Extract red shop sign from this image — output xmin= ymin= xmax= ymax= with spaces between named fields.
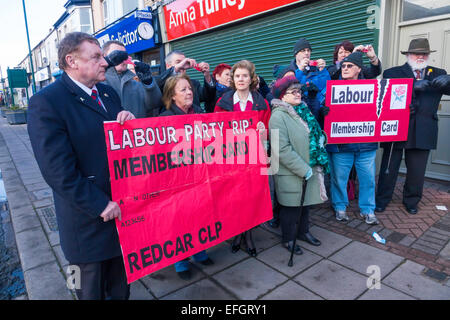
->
xmin=324 ymin=79 xmax=413 ymax=144
xmin=163 ymin=0 xmax=302 ymax=41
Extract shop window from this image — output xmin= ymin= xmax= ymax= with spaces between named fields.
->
xmin=402 ymin=0 xmax=450 ymax=21
xmin=80 ymin=8 xmax=92 ymax=34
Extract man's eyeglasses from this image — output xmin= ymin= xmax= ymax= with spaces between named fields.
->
xmin=341 ymin=63 xmax=355 ymax=69
xmin=285 ymin=90 xmax=301 ymax=96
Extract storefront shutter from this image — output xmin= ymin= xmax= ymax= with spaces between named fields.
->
xmin=171 ymin=0 xmax=377 ymax=83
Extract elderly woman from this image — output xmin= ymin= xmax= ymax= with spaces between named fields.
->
xmin=269 ymin=76 xmax=329 ymax=254
xmin=327 ymin=40 xmax=381 ymax=80
xmin=215 ymin=60 xmax=271 ymax=257
xmin=160 ymin=74 xmax=214 ymax=280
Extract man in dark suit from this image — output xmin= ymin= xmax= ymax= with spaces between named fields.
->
xmin=156 ymin=50 xmax=216 ymax=113
xmin=27 ymin=32 xmax=135 ymax=299
xmin=376 ymin=38 xmax=450 ymax=214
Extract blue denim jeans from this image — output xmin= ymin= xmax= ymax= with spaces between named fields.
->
xmin=174 ymin=250 xmax=209 ymax=272
xmin=329 ymin=150 xmax=376 ymax=215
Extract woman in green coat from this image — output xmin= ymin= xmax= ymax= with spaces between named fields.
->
xmin=269 ymin=76 xmax=329 ymax=255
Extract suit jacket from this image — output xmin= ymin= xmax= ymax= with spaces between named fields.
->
xmin=27 ymin=72 xmax=124 ymax=264
xmin=380 ymin=63 xmax=449 ymax=150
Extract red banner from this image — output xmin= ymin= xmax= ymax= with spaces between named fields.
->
xmin=104 ymin=111 xmax=272 ymax=283
xmin=163 ymin=0 xmax=302 ymax=41
xmin=324 ymin=79 xmax=413 ymax=144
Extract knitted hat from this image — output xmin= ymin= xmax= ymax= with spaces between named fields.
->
xmin=271 ymin=76 xmax=301 ymax=100
xmin=272 ymin=64 xmax=296 ymax=79
xmin=293 ymin=38 xmax=312 ymax=56
xmin=342 ymin=51 xmax=364 ymax=68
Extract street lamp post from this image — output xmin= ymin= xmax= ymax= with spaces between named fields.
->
xmin=22 ymin=0 xmax=37 ymax=95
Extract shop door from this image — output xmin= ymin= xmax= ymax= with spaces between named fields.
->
xmin=397 ymin=18 xmax=450 ymax=181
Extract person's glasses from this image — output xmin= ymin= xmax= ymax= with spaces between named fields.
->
xmin=341 ymin=63 xmax=355 ymax=69
xmin=286 ymin=90 xmax=301 ymax=96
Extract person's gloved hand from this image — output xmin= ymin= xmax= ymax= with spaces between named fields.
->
xmin=319 ymin=106 xmax=330 ymax=117
xmin=104 ymin=50 xmax=129 ymax=68
xmin=302 ymin=82 xmax=319 ymax=96
xmin=431 ymin=74 xmax=450 ymax=91
xmin=134 ymin=61 xmax=153 ymax=85
xmin=413 ymin=79 xmax=431 ymax=92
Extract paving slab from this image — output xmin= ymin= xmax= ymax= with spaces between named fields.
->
xmin=162 ymin=278 xmax=235 ymax=300
xmin=257 ymin=242 xmax=323 ymax=277
xmin=129 ymin=280 xmax=155 ymax=300
xmin=14 ymin=227 xmax=56 ymax=272
xmin=140 ymin=264 xmax=206 ymax=298
xmin=212 ymin=258 xmax=287 ymax=300
xmin=10 ymin=212 xmax=41 ymax=234
xmin=383 ymin=260 xmax=450 ymax=300
xmin=260 ymin=280 xmax=323 ymax=300
xmin=191 ymin=242 xmax=248 ymax=275
xmin=297 ymin=226 xmax=352 ymax=258
xmin=252 ymin=226 xmax=281 ymax=253
xmin=23 ymin=262 xmax=73 ymax=300
xmin=294 ymin=260 xmax=369 ymax=300
xmin=329 ymin=241 xmax=404 ymax=278
xmin=53 ymin=244 xmax=69 ymax=269
xmin=439 ymin=241 xmax=450 ymax=260
xmin=358 ymin=285 xmax=416 ymax=300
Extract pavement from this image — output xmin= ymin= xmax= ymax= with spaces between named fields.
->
xmin=0 ymin=116 xmax=449 ymax=300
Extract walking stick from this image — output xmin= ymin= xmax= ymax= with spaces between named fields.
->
xmin=288 ymin=178 xmax=308 ymax=267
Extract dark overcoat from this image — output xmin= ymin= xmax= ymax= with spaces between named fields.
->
xmin=380 ymin=63 xmax=450 ymax=150
xmin=27 ymin=72 xmax=123 ymax=264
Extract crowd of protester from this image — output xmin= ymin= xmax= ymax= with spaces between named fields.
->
xmin=27 ymin=31 xmax=450 ymax=299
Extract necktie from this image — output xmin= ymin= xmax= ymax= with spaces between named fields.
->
xmin=90 ymin=89 xmax=103 ymax=109
xmin=415 ymin=70 xmax=422 ymax=80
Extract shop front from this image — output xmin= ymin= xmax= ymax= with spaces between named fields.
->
xmin=162 ymin=0 xmax=379 ymax=83
xmin=95 ymin=8 xmax=163 ymax=75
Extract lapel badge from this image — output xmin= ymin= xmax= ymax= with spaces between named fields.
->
xmin=80 ymin=97 xmax=85 ymax=102
xmin=104 ymin=93 xmax=109 ymax=98
xmin=427 ymin=68 xmax=433 ymax=76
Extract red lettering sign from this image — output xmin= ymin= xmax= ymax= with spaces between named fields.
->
xmin=163 ymin=0 xmax=302 ymax=41
xmin=324 ymin=79 xmax=413 ymax=144
xmin=104 ymin=111 xmax=272 ymax=283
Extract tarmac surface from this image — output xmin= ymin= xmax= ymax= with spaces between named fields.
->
xmin=0 ymin=116 xmax=449 ymax=300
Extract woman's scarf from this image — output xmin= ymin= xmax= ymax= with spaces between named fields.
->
xmin=292 ymin=102 xmax=330 ymax=174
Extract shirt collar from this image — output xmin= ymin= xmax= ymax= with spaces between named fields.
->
xmin=67 ymin=74 xmax=98 ymax=96
xmin=233 ymin=91 xmax=253 ymax=105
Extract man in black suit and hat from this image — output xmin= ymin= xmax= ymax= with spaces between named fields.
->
xmin=375 ymin=38 xmax=450 ymax=214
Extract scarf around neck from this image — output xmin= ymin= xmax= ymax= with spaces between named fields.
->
xmin=292 ymin=102 xmax=329 ymax=174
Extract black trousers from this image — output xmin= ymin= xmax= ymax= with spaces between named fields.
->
xmin=280 ymin=205 xmax=310 ymax=243
xmin=72 ymin=256 xmax=130 ymax=300
xmin=376 ymin=147 xmax=430 ymax=209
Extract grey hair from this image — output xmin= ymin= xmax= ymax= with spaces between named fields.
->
xmin=165 ymin=50 xmax=185 ymax=65
xmin=58 ymin=32 xmax=100 ymax=70
xmin=102 ymin=40 xmax=125 ymax=54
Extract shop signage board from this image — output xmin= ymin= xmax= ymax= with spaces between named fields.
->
xmin=163 ymin=0 xmax=302 ymax=41
xmin=324 ymin=79 xmax=413 ymax=144
xmin=96 ymin=10 xmax=156 ymax=54
xmin=104 ymin=111 xmax=272 ymax=283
